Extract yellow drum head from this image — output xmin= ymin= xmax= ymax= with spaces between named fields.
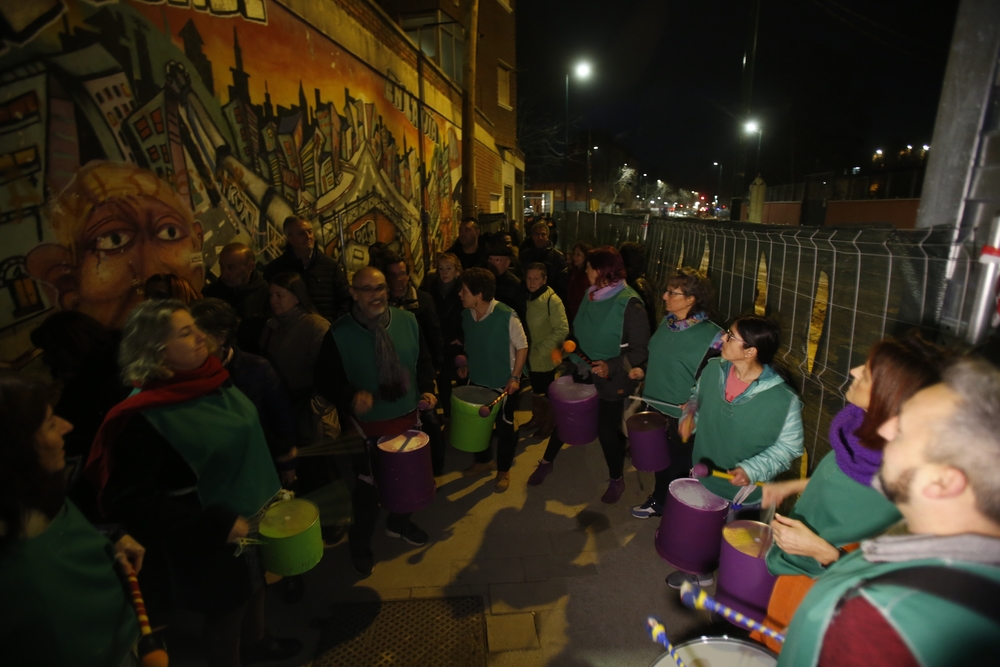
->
xmin=260 ymin=498 xmax=319 ymax=538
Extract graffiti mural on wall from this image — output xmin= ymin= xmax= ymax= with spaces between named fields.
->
xmin=0 ymin=0 xmax=462 ymax=361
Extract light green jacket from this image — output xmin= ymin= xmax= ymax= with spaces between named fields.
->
xmin=526 ymin=286 xmax=569 ymax=373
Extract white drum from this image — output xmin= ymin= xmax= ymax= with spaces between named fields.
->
xmin=649 ymin=636 xmax=777 ymax=667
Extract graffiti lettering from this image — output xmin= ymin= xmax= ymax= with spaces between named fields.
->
xmin=384 ymin=74 xmax=439 ymax=144
xmin=141 ymin=0 xmax=267 ymax=24
xmin=220 ymin=171 xmax=261 ymax=231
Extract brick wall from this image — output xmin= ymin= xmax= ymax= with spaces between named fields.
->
xmin=475 ymin=141 xmax=502 ymax=212
xmin=476 ymin=0 xmax=516 ymax=149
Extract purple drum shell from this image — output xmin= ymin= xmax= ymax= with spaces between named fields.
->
xmin=549 ymin=376 xmax=599 ymax=445
xmin=655 ymin=478 xmax=729 ymax=574
xmin=627 ymin=411 xmax=671 ymax=472
xmin=375 ymin=430 xmax=436 ymax=513
xmin=715 ymin=520 xmax=778 ymax=624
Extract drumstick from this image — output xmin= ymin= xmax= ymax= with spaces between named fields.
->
xmin=679 ymin=582 xmax=786 ymax=644
xmin=123 ymin=565 xmax=170 ymax=667
xmin=645 ymin=617 xmax=688 ymax=667
xmin=562 ymin=339 xmax=597 ymax=366
xmin=629 ymin=396 xmax=681 ymax=409
xmin=478 ymin=392 xmax=505 ymax=417
xmin=691 ymin=462 xmax=764 ymax=487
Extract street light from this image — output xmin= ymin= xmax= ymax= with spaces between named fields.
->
xmin=564 ymin=60 xmax=592 ymax=213
xmin=745 ymin=121 xmax=762 ymax=175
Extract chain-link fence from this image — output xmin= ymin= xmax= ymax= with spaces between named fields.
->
xmin=556 ymin=211 xmax=979 ymax=471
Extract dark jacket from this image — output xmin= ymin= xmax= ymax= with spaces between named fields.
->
xmin=494 ymin=269 xmax=527 ymax=323
xmin=263 ymin=246 xmax=350 ymax=323
xmin=226 ymin=348 xmax=296 ymax=459
xmin=445 ymin=239 xmax=490 ymax=270
xmin=420 ymin=273 xmax=464 ymax=368
xmin=628 ymin=275 xmax=660 ymax=336
xmin=566 ymin=267 xmax=590 ymax=327
xmin=202 ymin=271 xmax=270 ymax=355
xmin=390 ymin=285 xmax=444 ymax=370
xmin=520 ymin=243 xmax=568 ymax=300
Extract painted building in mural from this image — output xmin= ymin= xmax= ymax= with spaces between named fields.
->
xmin=0 ymin=0 xmax=521 ymax=365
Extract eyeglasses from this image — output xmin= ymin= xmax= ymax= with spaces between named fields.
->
xmin=724 ymin=328 xmax=745 ymax=345
xmin=665 ymin=289 xmax=686 ymax=298
xmin=357 ymin=284 xmax=388 ymax=295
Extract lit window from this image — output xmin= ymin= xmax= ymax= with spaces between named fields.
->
xmin=134 ymin=117 xmax=152 ymax=140
xmin=497 ymin=65 xmax=511 ymax=109
xmin=151 ymin=109 xmax=164 ymax=133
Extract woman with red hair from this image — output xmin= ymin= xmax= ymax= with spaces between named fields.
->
xmin=526 ymin=246 xmax=651 ymax=503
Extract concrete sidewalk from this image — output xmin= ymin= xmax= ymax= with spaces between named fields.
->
xmin=166 ymin=401 xmax=730 ymax=666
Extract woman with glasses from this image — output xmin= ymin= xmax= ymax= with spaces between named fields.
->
xmin=667 ymin=314 xmax=804 ymax=589
xmin=752 ymin=334 xmax=941 ymax=652
xmin=628 ymin=268 xmax=723 ymax=520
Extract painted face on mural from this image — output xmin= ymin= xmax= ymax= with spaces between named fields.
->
xmin=26 ymin=162 xmax=205 ymax=330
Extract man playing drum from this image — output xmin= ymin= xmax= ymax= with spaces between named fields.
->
xmin=316 ymin=267 xmax=438 ymax=577
xmin=456 ymin=268 xmax=529 ymax=492
xmin=778 ymin=358 xmax=1000 ymax=666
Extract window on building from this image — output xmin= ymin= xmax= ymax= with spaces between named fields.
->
xmin=0 ymin=91 xmax=40 ymax=131
xmin=497 ymin=64 xmax=511 ymax=109
xmin=401 ymin=11 xmax=465 ymax=84
xmin=134 ymin=117 xmax=152 ymax=140
xmin=151 ymin=109 xmax=164 ymax=134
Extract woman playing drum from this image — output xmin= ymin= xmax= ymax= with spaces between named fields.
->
xmin=527 ymin=246 xmax=651 ymax=504
xmin=753 ymin=335 xmax=942 ymax=651
xmin=670 ymin=315 xmax=803 ymax=588
xmin=87 ymin=300 xmax=298 ymax=667
xmin=629 ymin=268 xmax=723 ymax=519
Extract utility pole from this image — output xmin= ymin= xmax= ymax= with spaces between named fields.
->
xmin=730 ymin=0 xmax=760 ymax=221
xmin=461 ymin=0 xmax=479 ymax=217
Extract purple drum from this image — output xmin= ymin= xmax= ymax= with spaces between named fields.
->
xmin=627 ymin=411 xmax=671 ymax=472
xmin=549 ymin=376 xmax=599 ymax=445
xmin=715 ymin=520 xmax=778 ymax=624
xmin=375 ymin=430 xmax=435 ymax=513
xmin=655 ymin=478 xmax=729 ymax=574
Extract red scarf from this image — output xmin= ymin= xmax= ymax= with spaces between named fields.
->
xmin=85 ymin=355 xmax=230 ymax=499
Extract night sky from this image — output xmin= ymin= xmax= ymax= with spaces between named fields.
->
xmin=515 ymin=0 xmax=960 ymax=196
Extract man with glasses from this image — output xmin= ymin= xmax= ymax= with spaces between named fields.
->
xmin=315 ymin=267 xmax=438 ymax=576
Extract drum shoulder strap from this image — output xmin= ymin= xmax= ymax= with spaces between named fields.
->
xmin=847 ymin=565 xmax=1000 ymax=625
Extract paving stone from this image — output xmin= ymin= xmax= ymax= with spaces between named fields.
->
xmin=489 ymin=580 xmax=569 ymax=613
xmin=487 ymin=612 xmax=540 ymax=651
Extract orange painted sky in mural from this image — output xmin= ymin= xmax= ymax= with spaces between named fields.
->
xmin=129 ymin=2 xmax=447 ymax=153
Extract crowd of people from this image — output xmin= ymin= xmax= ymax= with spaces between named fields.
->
xmin=2 ymin=211 xmax=999 ymax=667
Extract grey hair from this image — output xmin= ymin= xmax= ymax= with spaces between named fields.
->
xmin=119 ymin=299 xmax=189 ymax=385
xmin=930 ymin=357 xmax=1000 ymax=525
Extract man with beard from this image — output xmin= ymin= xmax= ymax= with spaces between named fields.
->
xmin=315 ymin=267 xmax=437 ymax=577
xmin=778 ymin=358 xmax=1000 ymax=667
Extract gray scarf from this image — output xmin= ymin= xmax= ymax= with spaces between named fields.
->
xmin=351 ymin=303 xmax=408 ymax=401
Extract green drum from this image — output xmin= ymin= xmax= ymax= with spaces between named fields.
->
xmin=257 ymin=498 xmax=323 ymax=576
xmin=450 ymin=385 xmax=501 ymax=452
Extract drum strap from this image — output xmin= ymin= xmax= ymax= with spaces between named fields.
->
xmin=847 ymin=566 xmax=1000 ymax=624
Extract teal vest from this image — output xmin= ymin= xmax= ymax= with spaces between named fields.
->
xmin=643 ymin=320 xmax=721 ymax=418
xmin=144 ymin=385 xmax=280 ymax=518
xmin=692 ymin=359 xmax=795 ymax=502
xmin=779 ymin=549 xmax=1000 ymax=667
xmin=572 ymin=285 xmax=641 ymax=362
xmin=331 ymin=309 xmax=421 ymax=422
xmin=463 ymin=303 xmax=515 ymax=389
xmin=0 ymin=501 xmax=139 ymax=666
xmin=767 ymin=454 xmax=902 ymax=577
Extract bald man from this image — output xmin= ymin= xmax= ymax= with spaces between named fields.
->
xmin=203 ymin=243 xmax=269 ymax=353
xmin=315 ymin=267 xmax=438 ymax=577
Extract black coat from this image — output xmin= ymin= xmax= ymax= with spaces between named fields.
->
xmin=445 ymin=239 xmax=489 ymax=270
xmin=390 ymin=286 xmax=444 ymax=370
xmin=421 ymin=273 xmax=464 ymax=364
xmin=263 ymin=246 xmax=350 ymax=323
xmin=202 ymin=271 xmax=270 ymax=354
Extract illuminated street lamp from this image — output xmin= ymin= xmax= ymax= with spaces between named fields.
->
xmin=564 ymin=60 xmax=592 ymax=213
xmin=745 ymin=121 xmax=763 ymax=175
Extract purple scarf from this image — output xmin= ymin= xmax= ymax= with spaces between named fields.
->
xmin=829 ymin=403 xmax=883 ymax=486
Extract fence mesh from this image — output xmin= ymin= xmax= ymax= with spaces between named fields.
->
xmin=556 ymin=211 xmax=978 ymax=471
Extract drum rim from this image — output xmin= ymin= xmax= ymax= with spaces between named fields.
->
xmin=260 ymin=497 xmax=319 ymax=533
xmin=668 ymin=477 xmax=731 ymax=511
xmin=452 ymin=385 xmax=501 ymax=401
xmin=675 ymin=634 xmax=778 ymax=658
xmin=627 ymin=410 xmax=668 ymax=427
xmin=722 ymin=519 xmax=773 ymax=557
xmin=376 ymin=429 xmax=431 ymax=451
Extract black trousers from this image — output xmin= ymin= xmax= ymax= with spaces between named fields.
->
xmin=472 ymin=391 xmax=519 ymax=472
xmin=543 ymin=397 xmax=626 ymax=479
xmin=648 ymin=411 xmax=694 ymax=505
xmin=529 ymin=370 xmax=556 ymax=396
xmin=348 ymin=442 xmax=413 ymax=556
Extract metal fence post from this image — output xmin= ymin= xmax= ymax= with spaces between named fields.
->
xmin=965 ymin=214 xmax=1000 ymax=344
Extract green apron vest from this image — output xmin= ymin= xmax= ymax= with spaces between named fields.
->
xmin=778 ymin=549 xmax=1000 ymax=667
xmin=767 ymin=454 xmax=902 ymax=577
xmin=0 ymin=501 xmax=139 ymax=667
xmin=331 ymin=309 xmax=421 ymax=422
xmin=463 ymin=303 xmax=515 ymax=389
xmin=693 ymin=360 xmax=795 ymax=502
xmin=571 ymin=285 xmax=641 ymax=362
xmin=143 ymin=385 xmax=280 ymax=518
xmin=643 ymin=320 xmax=721 ymax=418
